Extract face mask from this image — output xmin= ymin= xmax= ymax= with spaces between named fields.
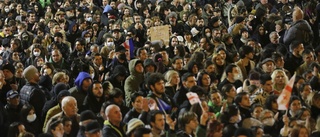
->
xmin=263 ymin=118 xmax=275 ymax=126
xmin=90 ymin=73 xmax=94 ymax=79
xmin=85 ymin=38 xmax=90 ymax=43
xmin=233 ymin=73 xmax=241 ymax=80
xmin=86 ymin=17 xmax=92 ymax=22
xmin=206 ymin=33 xmax=211 ymax=37
xmin=27 ymin=114 xmax=37 ymax=122
xmin=107 ymin=42 xmax=114 ymax=47
xmin=5 ymin=8 xmax=9 ymax=13
xmin=33 ymin=51 xmax=40 ymax=57
xmin=45 ymin=68 xmax=52 ymax=75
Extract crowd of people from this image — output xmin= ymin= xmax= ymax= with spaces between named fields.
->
xmin=1 ymin=0 xmax=320 ymax=136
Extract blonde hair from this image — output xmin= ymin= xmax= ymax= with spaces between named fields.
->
xmin=164 ymin=70 xmax=179 ymax=85
xmin=52 ymin=72 xmax=66 ymax=85
xmin=271 ymin=69 xmax=288 ymax=89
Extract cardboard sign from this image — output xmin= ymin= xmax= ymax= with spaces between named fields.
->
xmin=150 ymin=25 xmax=170 ymax=45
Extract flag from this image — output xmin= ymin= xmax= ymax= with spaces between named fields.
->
xmin=186 ymin=92 xmax=200 ymax=105
xmin=277 ymin=74 xmax=296 ymax=110
xmin=156 ymin=98 xmax=171 ymax=111
xmin=123 ymin=38 xmax=135 ymax=60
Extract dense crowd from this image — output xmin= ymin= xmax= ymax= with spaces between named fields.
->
xmin=1 ymin=0 xmax=320 ymax=137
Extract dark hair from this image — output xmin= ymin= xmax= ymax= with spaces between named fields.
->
xmin=178 ymin=111 xmax=198 ymax=129
xmin=221 ymin=84 xmax=234 ymax=99
xmin=181 ymin=72 xmax=194 ymax=82
xmin=220 ymin=105 xmax=239 ymax=124
xmin=172 ymin=56 xmax=183 ymax=64
xmin=130 ymin=92 xmax=144 ymax=104
xmin=271 ymin=52 xmax=284 ymax=63
xmin=299 ymin=83 xmax=310 ymax=93
xmin=49 ymin=118 xmax=62 ymax=132
xmin=147 ymin=110 xmax=164 ymax=125
xmin=197 ymin=71 xmax=210 ymax=87
xmin=234 ymin=92 xmax=249 ymax=106
xmin=264 ymin=95 xmax=278 ymax=110
xmin=74 ymin=38 xmax=86 ymax=47
xmin=260 ymin=74 xmax=272 ymax=85
xmin=206 ymin=120 xmax=223 ymax=137
xmin=250 ymin=103 xmax=263 ymax=113
xmin=204 ymin=60 xmax=214 ymax=69
xmin=136 ymin=47 xmax=147 ymax=57
xmin=109 ymin=88 xmax=123 ymax=98
xmin=302 ymin=49 xmax=313 ymax=57
xmin=295 ymin=107 xmax=311 ymax=120
xmin=239 ymin=46 xmax=254 ymax=59
xmin=289 ymin=95 xmax=301 ymax=109
xmin=174 ymin=45 xmax=186 ymax=58
xmin=133 ymin=127 xmax=152 ymax=137
xmin=8 ymin=122 xmax=24 ymax=137
xmin=20 ymin=104 xmax=35 ymax=123
xmin=225 ymin=64 xmax=237 ymax=76
xmin=147 ymin=73 xmax=165 ymax=90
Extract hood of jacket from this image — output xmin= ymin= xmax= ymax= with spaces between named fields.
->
xmin=75 ymin=72 xmax=92 ymax=89
xmin=129 ymin=59 xmax=144 ymax=76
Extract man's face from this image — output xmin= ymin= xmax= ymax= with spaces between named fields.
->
xmin=8 ymin=96 xmax=20 ymax=106
xmin=139 ymin=50 xmax=147 ymax=61
xmin=112 ymin=31 xmax=121 ymax=39
xmin=3 ymin=69 xmax=13 ymax=80
xmin=3 ymin=27 xmax=11 ymax=35
xmin=151 ymin=80 xmax=165 ymax=95
xmin=144 ymin=19 xmax=152 ymax=28
xmin=52 ymin=51 xmax=62 ymax=62
xmin=173 ymin=59 xmax=183 ymax=70
xmin=171 ymin=38 xmax=178 ymax=47
xmin=210 ymin=92 xmax=222 ymax=106
xmin=196 ymin=19 xmax=204 ymax=27
xmin=262 ymin=62 xmax=275 ymax=73
xmin=134 ymin=15 xmax=141 ymax=23
xmin=169 ymin=17 xmax=177 ymax=25
xmin=252 ymin=106 xmax=263 ymax=119
xmin=92 ymin=83 xmax=103 ymax=98
xmin=28 ymin=13 xmax=36 ymax=23
xmin=159 ymin=51 xmax=168 ymax=61
xmin=63 ymin=98 xmax=78 ymax=117
xmin=303 ymin=53 xmax=314 ymax=65
xmin=152 ymin=114 xmax=165 ymax=131
xmin=239 ymin=94 xmax=251 ymax=108
xmin=82 ymin=79 xmax=92 ymax=91
xmin=270 ymin=33 xmax=280 ymax=44
xmin=262 ymin=80 xmax=273 ymax=93
xmin=93 ymin=55 xmax=103 ymax=66
xmin=135 ymin=63 xmax=144 ymax=73
xmin=75 ymin=41 xmax=83 ymax=51
xmin=107 ymin=106 xmax=122 ymax=123
xmin=183 ymin=76 xmax=197 ymax=89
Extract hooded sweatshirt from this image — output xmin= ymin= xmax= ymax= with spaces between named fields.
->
xmin=124 ymin=59 xmax=144 ymax=106
xmin=69 ymin=72 xmax=92 ymax=113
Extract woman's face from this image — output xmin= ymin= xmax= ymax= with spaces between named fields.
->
xmin=300 ymin=110 xmax=310 ymax=120
xmin=259 ymin=26 xmax=265 ymax=35
xmin=15 ymin=68 xmax=23 ymax=78
xmin=214 ymin=55 xmax=224 ymax=66
xmin=271 ymin=101 xmax=278 ymax=111
xmin=301 ymin=85 xmax=312 ymax=99
xmin=227 ymin=86 xmax=237 ymax=98
xmin=290 ymin=100 xmax=302 ymax=113
xmin=170 ymin=73 xmax=180 ymax=86
xmin=192 ymin=65 xmax=198 ymax=74
xmin=218 ymin=50 xmax=226 ymax=60
xmin=206 ymin=64 xmax=215 ymax=74
xmin=201 ymin=74 xmax=211 ymax=86
xmin=274 ymin=72 xmax=285 ymax=85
